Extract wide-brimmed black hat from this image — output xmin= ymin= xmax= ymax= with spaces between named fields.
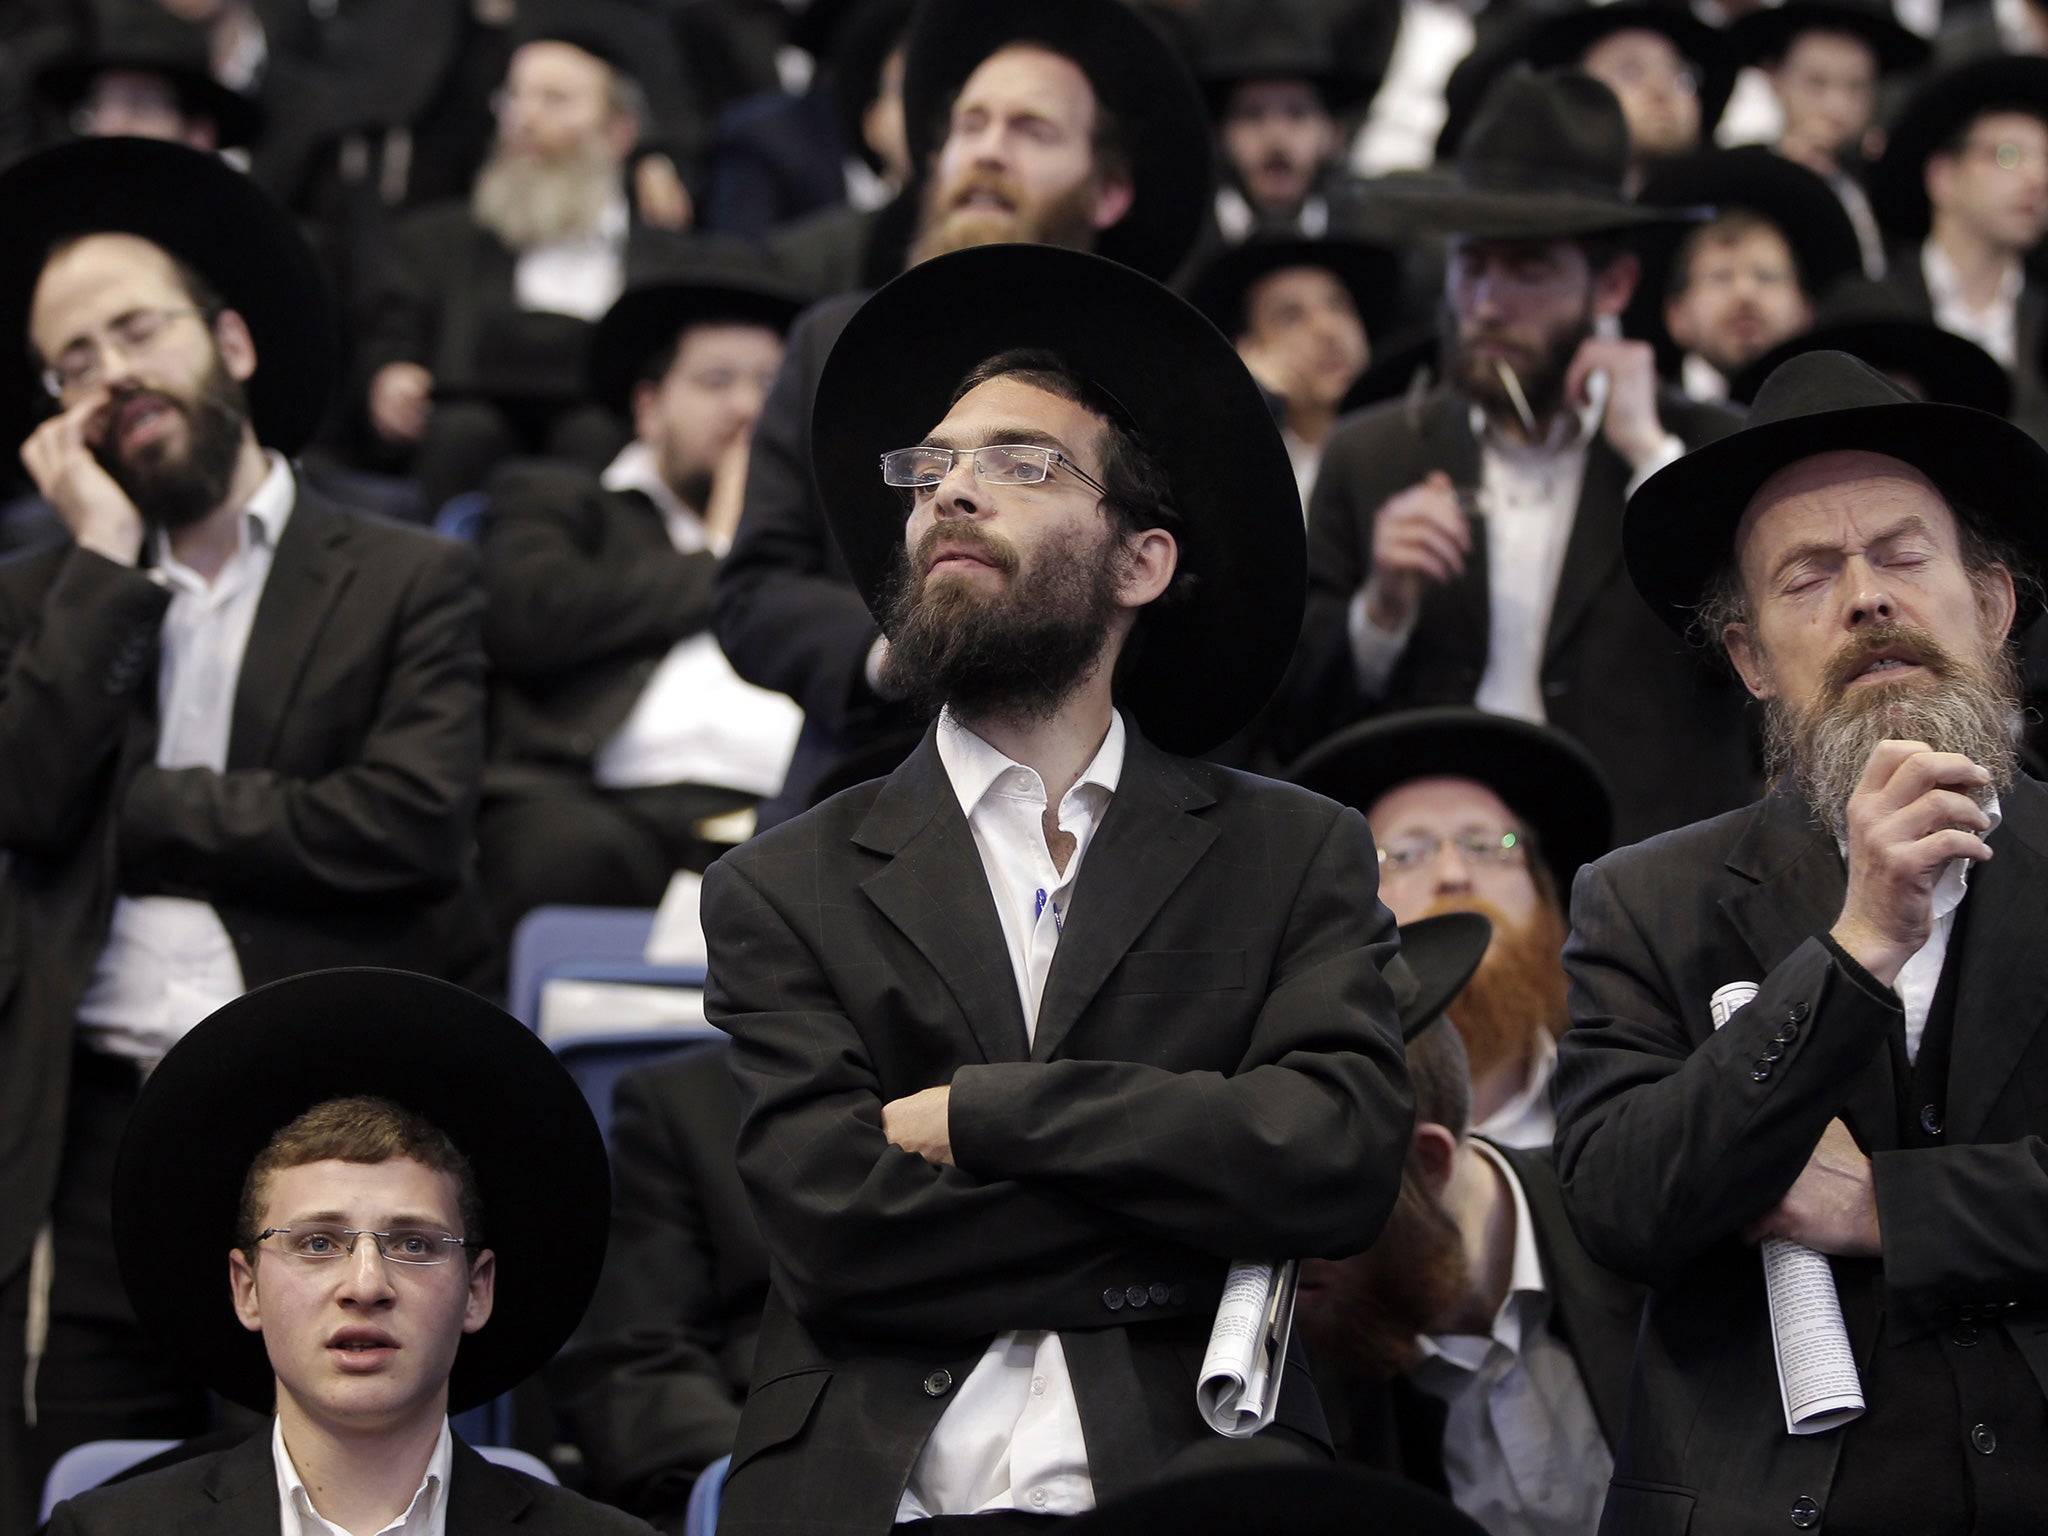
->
xmin=1288 ymin=706 xmax=1616 ymax=893
xmin=1627 ymin=348 xmax=2048 ymax=634
xmin=1376 ymin=67 xmax=1706 ymax=241
xmin=1386 ymin=911 xmax=1494 ymax=1042
xmin=589 ymin=263 xmax=808 ymax=416
xmin=1726 ymin=0 xmax=1929 ymax=73
xmin=1871 ymin=54 xmax=2048 ymax=242
xmin=512 ymin=0 xmax=693 ymax=136
xmin=0 ymin=137 xmax=337 ymax=455
xmin=1728 ymin=275 xmax=2011 ymax=414
xmin=1183 ymin=236 xmax=1405 ymax=349
xmin=1196 ymin=3 xmax=1377 ymax=117
xmin=812 ymin=243 xmax=1303 ymax=757
xmin=112 ymin=968 xmax=610 ymax=1414
xmin=35 ymin=6 xmax=264 ymax=149
xmin=900 ymin=0 xmax=1213 ymax=281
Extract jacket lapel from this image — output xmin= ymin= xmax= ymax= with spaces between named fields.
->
xmin=228 ymin=483 xmax=357 ymax=768
xmin=1543 ymin=441 xmax=1626 ymax=662
xmin=1945 ymin=776 xmax=2048 ymax=1142
xmin=1029 ymin=733 xmax=1219 ymax=1064
xmin=854 ymin=733 xmax=1031 ymax=1065
xmin=445 ymin=1438 xmax=535 ymax=1532
xmin=186 ymin=1429 xmax=285 ymax=1535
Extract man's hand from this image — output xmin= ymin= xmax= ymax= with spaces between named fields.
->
xmin=1362 ymin=470 xmax=1471 ymax=633
xmin=369 ymin=362 xmax=434 ymax=444
xmin=1745 ymin=1118 xmax=1882 ymax=1257
xmin=20 ymin=386 xmax=144 ymax=565
xmin=881 ymin=1085 xmax=953 ymax=1166
xmin=1564 ymin=334 xmax=1666 ymax=470
xmin=1831 ymin=739 xmax=1994 ymax=987
xmin=1237 ymin=335 xmax=1312 ymax=410
xmin=703 ymin=436 xmax=751 ymax=551
xmin=633 ymin=154 xmax=694 ymax=231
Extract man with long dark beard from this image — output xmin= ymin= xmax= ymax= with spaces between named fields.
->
xmin=1556 ymin=348 xmax=2048 ymax=1535
xmin=699 ymin=242 xmax=1412 ymax=1534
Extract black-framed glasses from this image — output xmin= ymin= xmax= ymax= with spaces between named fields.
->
xmin=1377 ymin=830 xmax=1524 ymax=875
xmin=40 ymin=306 xmax=210 ymax=402
xmin=879 ymin=443 xmax=1109 ymax=498
xmin=253 ymin=1225 xmax=480 ymax=1267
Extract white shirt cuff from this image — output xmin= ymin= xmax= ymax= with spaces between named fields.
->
xmin=1624 ymin=432 xmax=1687 ymax=499
xmin=1347 ymin=588 xmax=1415 ymax=698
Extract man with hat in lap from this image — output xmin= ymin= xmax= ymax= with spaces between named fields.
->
xmin=700 ymin=242 xmax=1413 ymax=1532
xmin=1300 ymin=67 xmax=1754 ymax=850
xmin=45 ymin=967 xmax=655 ymax=1534
xmin=1555 ymin=347 xmax=2048 ymax=1532
xmin=0 ymin=139 xmax=489 ymax=1527
xmin=474 ymin=260 xmax=808 ymax=946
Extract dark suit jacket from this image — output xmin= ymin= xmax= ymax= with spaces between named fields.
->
xmin=700 ymin=725 xmax=1416 ymax=1534
xmin=45 ymin=1426 xmax=659 ymax=1533
xmin=551 ymin=1043 xmax=765 ymax=1531
xmin=0 ymin=483 xmax=489 ymax=1283
xmin=478 ymin=460 xmax=719 ymax=794
xmin=1554 ymin=776 xmax=2048 ymax=1536
xmin=1297 ymin=386 xmax=1756 ymax=845
xmin=1870 ymin=251 xmax=2048 ymax=446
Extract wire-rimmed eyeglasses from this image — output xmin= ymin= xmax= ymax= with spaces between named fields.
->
xmin=880 ymin=443 xmax=1109 ymax=499
xmin=40 ymin=305 xmax=211 ymax=402
xmin=252 ymin=1225 xmax=480 ymax=1267
xmin=1376 ymin=830 xmax=1524 ymax=876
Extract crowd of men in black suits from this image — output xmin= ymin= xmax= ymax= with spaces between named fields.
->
xmin=8 ymin=0 xmax=2048 ymax=1532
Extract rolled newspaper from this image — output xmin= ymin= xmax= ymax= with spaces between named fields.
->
xmin=1196 ymin=1259 xmax=1300 ymax=1437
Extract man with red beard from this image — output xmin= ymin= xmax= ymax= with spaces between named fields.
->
xmin=0 ymin=140 xmax=488 ymax=1528
xmin=1290 ymin=707 xmax=1616 ymax=1148
xmin=1556 ymin=348 xmax=2048 ymax=1533
xmin=1295 ymin=913 xmax=1643 ymax=1536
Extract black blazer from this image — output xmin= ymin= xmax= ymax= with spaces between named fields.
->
xmin=700 ymin=725 xmax=1416 ymax=1534
xmin=1554 ymin=776 xmax=2048 ymax=1536
xmin=45 ymin=1426 xmax=659 ymax=1533
xmin=1296 ymin=386 xmax=1756 ymax=845
xmin=0 ymin=483 xmax=489 ymax=1283
xmin=551 ymin=1044 xmax=766 ymax=1528
xmin=1870 ymin=251 xmax=2048 ymax=445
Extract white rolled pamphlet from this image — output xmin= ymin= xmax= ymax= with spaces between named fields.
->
xmin=1197 ymin=1259 xmax=1300 ymax=1437
xmin=1708 ymin=981 xmax=1866 ymax=1436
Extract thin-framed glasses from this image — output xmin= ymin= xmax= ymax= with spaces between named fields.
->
xmin=253 ymin=1225 xmax=480 ymax=1267
xmin=880 ymin=443 xmax=1109 ymax=498
xmin=41 ymin=306 xmax=209 ymax=402
xmin=1377 ymin=830 xmax=1524 ymax=875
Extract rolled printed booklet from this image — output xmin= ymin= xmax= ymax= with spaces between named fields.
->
xmin=1197 ymin=1259 xmax=1300 ymax=1438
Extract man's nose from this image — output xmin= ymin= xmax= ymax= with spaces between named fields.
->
xmin=337 ymin=1240 xmax=398 ymax=1301
xmin=1845 ymin=560 xmax=1896 ymax=625
xmin=931 ymin=454 xmax=984 ymax=516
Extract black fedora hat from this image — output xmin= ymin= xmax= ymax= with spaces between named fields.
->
xmin=1182 ymin=235 xmax=1406 ymax=351
xmin=0 ymin=137 xmax=337 ymax=455
xmin=1871 ymin=54 xmax=2048 ymax=242
xmin=35 ymin=6 xmax=264 ymax=149
xmin=588 ymin=263 xmax=808 ymax=417
xmin=1287 ymin=706 xmax=1617 ymax=894
xmin=1626 ymin=348 xmax=2048 ymax=634
xmin=1196 ymin=3 xmax=1377 ymax=117
xmin=1726 ymin=0 xmax=1929 ymax=74
xmin=812 ymin=243 xmax=1304 ymax=757
xmin=112 ymin=968 xmax=610 ymax=1414
xmin=1066 ymin=1464 xmax=1487 ymax=1536
xmin=1729 ymin=275 xmax=2011 ymax=415
xmin=1376 ymin=67 xmax=1705 ymax=241
xmin=1386 ymin=911 xmax=1495 ymax=1042
xmin=899 ymin=0 xmax=1214 ymax=281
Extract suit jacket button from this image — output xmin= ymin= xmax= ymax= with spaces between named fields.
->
xmin=1102 ymin=1288 xmax=1125 ymax=1311
xmin=1752 ymin=1061 xmax=1773 ymax=1082
xmin=1126 ymin=1284 xmax=1149 ymax=1309
xmin=1149 ymin=1282 xmax=1172 ymax=1307
xmin=1763 ymin=1043 xmax=1785 ymax=1062
xmin=1972 ymin=1423 xmax=1997 ymax=1455
xmin=1789 ymin=1002 xmax=1810 ymax=1023
xmin=923 ymin=1369 xmax=953 ymax=1397
xmin=1790 ymin=1496 xmax=1821 ymax=1528
xmin=1953 ymin=1323 xmax=1979 ymax=1347
xmin=1920 ymin=1104 xmax=1943 ymax=1136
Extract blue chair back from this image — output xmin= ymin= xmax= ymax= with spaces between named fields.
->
xmin=509 ymin=905 xmax=710 ymax=1031
xmin=685 ymin=1453 xmax=730 ymax=1536
xmin=553 ymin=1029 xmax=723 ymax=1146
xmin=476 ymin=1445 xmax=558 ymax=1484
xmin=41 ymin=1439 xmax=178 ymax=1520
xmin=433 ymin=490 xmax=490 ymax=543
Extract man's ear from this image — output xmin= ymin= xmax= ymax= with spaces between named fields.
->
xmin=1723 ymin=622 xmax=1774 ymax=700
xmin=1978 ymin=561 xmax=2018 ymax=645
xmin=214 ymin=308 xmax=258 ymax=386
xmin=230 ymin=1247 xmax=263 ymax=1334
xmin=1090 ymin=174 xmax=1135 ymax=232
xmin=462 ymin=1249 xmax=497 ymax=1335
xmin=1116 ymin=527 xmax=1177 ymax=610
xmin=1592 ymin=251 xmax=1641 ymax=318
xmin=1412 ymin=1122 xmax=1458 ymax=1201
xmin=629 ymin=377 xmax=661 ymax=444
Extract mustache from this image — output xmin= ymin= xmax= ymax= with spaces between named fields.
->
xmin=1816 ymin=621 xmax=1956 ymax=703
xmin=912 ymin=519 xmax=1019 ymax=577
xmin=944 ymin=171 xmax=1022 ymax=211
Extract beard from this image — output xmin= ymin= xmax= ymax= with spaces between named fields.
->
xmin=877 ymin=517 xmax=1124 ymax=728
xmin=1423 ymin=895 xmax=1572 ymax=1074
xmin=1763 ymin=618 xmax=2021 ymax=840
xmin=1298 ymin=1161 xmax=1470 ymax=1383
xmin=91 ymin=353 xmax=249 ymax=532
xmin=907 ymin=167 xmax=1104 ymax=267
xmin=1446 ymin=303 xmax=1596 ymax=428
xmin=471 ymin=135 xmax=620 ymax=251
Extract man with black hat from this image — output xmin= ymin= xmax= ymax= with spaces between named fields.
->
xmin=714 ymin=0 xmax=1215 ymax=818
xmin=1295 ymin=913 xmax=1642 ymax=1535
xmin=1556 ymin=347 xmax=2048 ymax=1532
xmin=474 ymin=263 xmax=806 ymax=944
xmin=1291 ymin=707 xmax=1615 ymax=1149
xmin=44 ymin=968 xmax=655 ymax=1534
xmin=0 ymin=139 xmax=489 ymax=1527
xmin=701 ymin=241 xmax=1412 ymax=1532
xmin=1301 ymin=68 xmax=1754 ymax=848
xmin=32 ymin=4 xmax=263 ymax=156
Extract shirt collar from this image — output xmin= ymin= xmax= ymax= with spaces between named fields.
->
xmin=1923 ymin=237 xmax=2024 ymax=314
xmin=1414 ymin=1138 xmax=1548 ymax=1372
xmin=150 ymin=450 xmax=296 ymax=574
xmin=1467 ymin=395 xmax=1596 ymax=458
xmin=1474 ymin=1031 xmax=1558 ymax=1141
xmin=274 ymin=1413 xmax=453 ymax=1536
xmin=602 ymin=440 xmax=701 ymax=533
xmin=934 ymin=707 xmax=1126 ymax=820
xmin=1681 ymin=352 xmax=1730 ymax=402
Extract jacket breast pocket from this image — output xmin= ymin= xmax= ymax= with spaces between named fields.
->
xmin=726 ymin=1368 xmax=829 ymax=1480
xmin=1102 ymin=949 xmax=1244 ymax=995
xmin=1599 ymin=1478 xmax=1696 ymax=1536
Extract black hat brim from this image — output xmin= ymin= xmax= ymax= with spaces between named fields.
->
xmin=1729 ymin=317 xmax=2012 ymax=415
xmin=113 ymin=968 xmax=610 ymax=1414
xmin=36 ymin=58 xmax=265 ymax=148
xmin=1356 ymin=177 xmax=1698 ymax=242
xmin=1726 ymin=1 xmax=1930 ymax=72
xmin=589 ymin=277 xmax=808 ymax=416
xmin=1389 ymin=911 xmax=1494 ymax=1041
xmin=900 ymin=0 xmax=1214 ymax=281
xmin=1182 ymin=237 xmax=1405 ymax=349
xmin=0 ymin=138 xmax=336 ymax=455
xmin=1872 ymin=55 xmax=2048 ymax=241
xmin=1287 ymin=706 xmax=1617 ymax=892
xmin=812 ymin=243 xmax=1304 ymax=757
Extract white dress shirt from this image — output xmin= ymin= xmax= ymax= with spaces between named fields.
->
xmin=893 ymin=709 xmax=1126 ymax=1520
xmin=588 ymin=443 xmax=804 ymax=796
xmin=274 ymin=1414 xmax=453 ymax=1536
xmin=513 ymin=192 xmax=628 ymax=320
xmin=1473 ymin=1031 xmax=1558 ymax=1150
xmin=1409 ymin=1140 xmax=1612 ymax=1536
xmin=75 ymin=453 xmax=295 ymax=1061
xmin=1680 ymin=352 xmax=1730 ymax=404
xmin=1923 ymin=238 xmax=2023 ymax=371
xmin=1351 ymin=0 xmax=1477 ymax=175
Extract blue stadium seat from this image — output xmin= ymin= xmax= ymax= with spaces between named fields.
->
xmin=506 ymin=905 xmax=706 ymax=1031
xmin=40 ymin=1439 xmax=177 ymax=1520
xmin=552 ymin=1030 xmax=723 ymax=1147
xmin=685 ymin=1453 xmax=730 ymax=1536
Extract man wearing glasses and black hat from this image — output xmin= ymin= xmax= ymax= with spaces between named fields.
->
xmin=701 ymin=242 xmax=1412 ymax=1533
xmin=1556 ymin=348 xmax=2048 ymax=1532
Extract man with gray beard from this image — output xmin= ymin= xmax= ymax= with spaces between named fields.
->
xmin=1555 ymin=347 xmax=2048 ymax=1536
